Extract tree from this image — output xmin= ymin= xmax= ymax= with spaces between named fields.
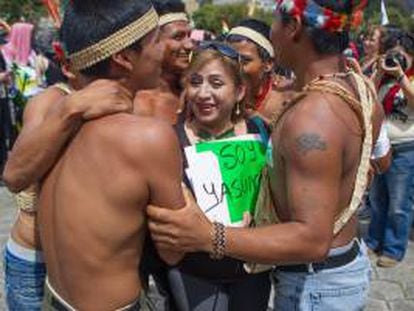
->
xmin=192 ymin=3 xmax=273 ymax=35
xmin=0 ymin=0 xmax=45 ymax=23
xmin=363 ymin=0 xmax=414 ymax=31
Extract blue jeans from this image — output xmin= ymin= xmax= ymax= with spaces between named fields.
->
xmin=3 ymin=240 xmax=46 ymax=311
xmin=366 ymin=142 xmax=414 ymax=261
xmin=272 ymin=240 xmax=371 ymax=311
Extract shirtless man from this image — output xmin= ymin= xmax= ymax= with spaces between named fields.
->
xmin=36 ymin=1 xmax=184 ymax=309
xmin=148 ymin=1 xmax=383 ymax=310
xmin=134 ymin=0 xmax=194 ymax=124
xmin=226 ymin=19 xmax=292 ymax=121
xmin=2 ymin=0 xmax=193 ymax=190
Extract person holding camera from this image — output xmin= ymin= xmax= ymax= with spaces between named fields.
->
xmin=366 ymin=31 xmax=414 ymax=267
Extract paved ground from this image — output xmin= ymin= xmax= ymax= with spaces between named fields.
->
xmin=0 ymin=186 xmax=413 ymax=310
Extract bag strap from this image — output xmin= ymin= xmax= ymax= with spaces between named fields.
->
xmin=248 ymin=116 xmax=270 ymax=145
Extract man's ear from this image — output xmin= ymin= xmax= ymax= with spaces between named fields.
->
xmin=62 ymin=64 xmax=76 ymax=80
xmin=288 ymin=16 xmax=303 ymax=42
xmin=263 ymin=59 xmax=274 ymax=75
xmin=112 ymin=49 xmax=136 ymax=72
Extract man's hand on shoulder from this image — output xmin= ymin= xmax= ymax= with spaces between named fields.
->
xmin=64 ymin=80 xmax=134 ymax=121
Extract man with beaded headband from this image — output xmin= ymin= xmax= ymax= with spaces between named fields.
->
xmin=134 ymin=0 xmax=194 ymax=124
xmin=148 ymin=0 xmax=385 ymax=310
xmin=226 ymin=18 xmax=292 ymax=122
xmin=35 ymin=0 xmax=185 ymax=310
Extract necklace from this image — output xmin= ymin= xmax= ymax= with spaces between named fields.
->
xmin=254 ymin=78 xmax=273 ymax=111
xmin=270 ymin=70 xmax=362 ymax=129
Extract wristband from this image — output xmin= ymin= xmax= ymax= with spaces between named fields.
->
xmin=210 ymin=222 xmax=226 ymax=260
xmin=397 ymin=73 xmax=406 ymax=84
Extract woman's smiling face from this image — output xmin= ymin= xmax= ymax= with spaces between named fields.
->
xmin=186 ymin=59 xmax=244 ymax=129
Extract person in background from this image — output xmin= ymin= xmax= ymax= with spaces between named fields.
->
xmin=226 ymin=19 xmax=289 ymax=122
xmin=2 ymin=22 xmax=46 ymax=98
xmin=134 ymin=0 xmax=194 ymax=124
xmin=0 ymin=29 xmax=11 ymax=181
xmin=361 ymin=25 xmax=384 ymax=77
xmin=366 ymin=31 xmax=414 ymax=267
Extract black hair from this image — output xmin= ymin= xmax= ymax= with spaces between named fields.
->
xmin=383 ymin=30 xmax=414 ymax=56
xmin=280 ymin=0 xmax=361 ymax=55
xmin=60 ymin=0 xmax=153 ymax=77
xmin=152 ymin=0 xmax=186 ymax=16
xmin=226 ymin=19 xmax=272 ymax=62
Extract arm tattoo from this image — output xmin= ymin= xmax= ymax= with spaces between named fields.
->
xmin=295 ymin=133 xmax=327 ymax=156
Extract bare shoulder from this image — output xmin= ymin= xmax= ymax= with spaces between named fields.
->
xmin=84 ymin=114 xmax=178 ymax=160
xmin=23 ymin=86 xmax=66 ymax=125
xmin=276 ymin=93 xmax=345 ymax=161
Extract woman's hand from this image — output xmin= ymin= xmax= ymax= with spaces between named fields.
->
xmin=147 ymin=186 xmax=213 ymax=254
xmin=346 ymin=57 xmax=363 ymax=75
xmin=379 ymin=57 xmax=405 ymax=79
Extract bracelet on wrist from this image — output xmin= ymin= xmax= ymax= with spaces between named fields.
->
xmin=210 ymin=222 xmax=226 ymax=260
xmin=397 ymin=73 xmax=406 ymax=84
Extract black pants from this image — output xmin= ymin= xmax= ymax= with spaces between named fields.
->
xmin=168 ymin=268 xmax=271 ymax=311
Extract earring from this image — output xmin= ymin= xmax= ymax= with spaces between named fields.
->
xmin=235 ymin=101 xmax=241 ymax=116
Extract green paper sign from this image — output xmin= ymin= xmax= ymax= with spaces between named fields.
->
xmin=185 ymin=135 xmax=266 ymax=225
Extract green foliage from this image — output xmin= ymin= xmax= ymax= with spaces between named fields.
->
xmin=192 ymin=3 xmax=273 ymax=35
xmin=363 ymin=0 xmax=414 ymax=32
xmin=0 ymin=0 xmax=45 ymax=23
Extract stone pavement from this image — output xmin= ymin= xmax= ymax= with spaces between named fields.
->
xmin=0 ymin=186 xmax=413 ymax=311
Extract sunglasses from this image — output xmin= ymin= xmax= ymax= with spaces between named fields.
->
xmin=192 ymin=41 xmax=246 ymax=63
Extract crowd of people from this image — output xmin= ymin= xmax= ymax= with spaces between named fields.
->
xmin=0 ymin=0 xmax=413 ymax=310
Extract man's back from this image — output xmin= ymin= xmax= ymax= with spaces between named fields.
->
xmin=38 ymin=113 xmax=182 ymax=310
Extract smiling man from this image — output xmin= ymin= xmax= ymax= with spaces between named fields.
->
xmin=134 ymin=0 xmax=194 ymax=124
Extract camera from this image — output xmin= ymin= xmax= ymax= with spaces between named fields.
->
xmin=385 ymin=52 xmax=408 ymax=71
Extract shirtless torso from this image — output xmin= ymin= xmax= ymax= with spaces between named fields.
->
xmin=270 ymin=75 xmax=382 ymax=249
xmin=38 ymin=114 xmax=184 ymax=309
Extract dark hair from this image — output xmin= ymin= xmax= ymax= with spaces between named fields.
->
xmin=280 ymin=0 xmax=359 ymax=54
xmin=152 ymin=0 xmax=185 ymax=16
xmin=60 ymin=0 xmax=152 ymax=77
xmin=382 ymin=28 xmax=414 ymax=56
xmin=226 ymin=19 xmax=272 ymax=61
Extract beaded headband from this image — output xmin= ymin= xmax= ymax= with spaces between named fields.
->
xmin=275 ymin=0 xmax=366 ymax=32
xmin=68 ymin=7 xmax=159 ymax=71
xmin=228 ymin=26 xmax=275 ymax=58
xmin=159 ymin=13 xmax=189 ymax=27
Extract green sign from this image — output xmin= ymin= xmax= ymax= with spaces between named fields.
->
xmin=185 ymin=135 xmax=266 ymax=225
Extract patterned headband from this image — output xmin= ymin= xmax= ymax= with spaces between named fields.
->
xmin=69 ymin=7 xmax=159 ymax=71
xmin=275 ymin=0 xmax=366 ymax=33
xmin=228 ymin=26 xmax=275 ymax=58
xmin=159 ymin=13 xmax=189 ymax=27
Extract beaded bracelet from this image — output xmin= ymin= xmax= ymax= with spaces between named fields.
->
xmin=210 ymin=222 xmax=226 ymax=260
xmin=397 ymin=73 xmax=406 ymax=84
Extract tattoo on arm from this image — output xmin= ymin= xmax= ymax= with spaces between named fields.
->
xmin=295 ymin=133 xmax=327 ymax=156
